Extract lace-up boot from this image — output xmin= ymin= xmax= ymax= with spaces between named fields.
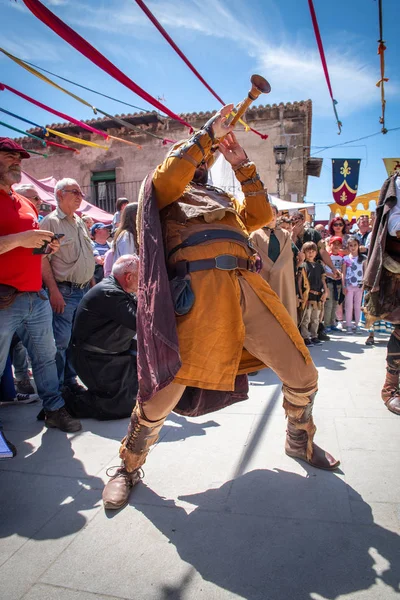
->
xmin=119 ymin=405 xmax=166 ymax=472
xmin=381 ymin=370 xmax=400 ymax=415
xmin=102 ymin=465 xmax=143 ymax=510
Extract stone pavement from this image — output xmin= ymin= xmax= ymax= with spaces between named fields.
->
xmin=0 ymin=330 xmax=399 ymax=600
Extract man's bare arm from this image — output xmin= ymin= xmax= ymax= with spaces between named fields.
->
xmin=0 ymin=230 xmax=53 ymax=255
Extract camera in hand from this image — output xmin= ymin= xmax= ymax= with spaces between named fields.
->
xmin=33 ymin=233 xmax=65 ymax=255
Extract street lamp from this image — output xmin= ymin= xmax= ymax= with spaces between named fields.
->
xmin=273 ymin=145 xmax=288 ymax=198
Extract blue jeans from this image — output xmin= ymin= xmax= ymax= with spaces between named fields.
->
xmin=12 ymin=338 xmax=29 ymax=381
xmin=52 ymin=283 xmax=89 ymax=387
xmin=0 ymin=291 xmax=64 ymax=412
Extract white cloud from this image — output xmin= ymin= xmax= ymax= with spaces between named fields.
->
xmin=0 ymin=36 xmax=62 ymax=62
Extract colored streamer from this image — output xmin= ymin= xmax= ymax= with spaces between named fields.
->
xmin=0 ymin=120 xmax=46 ymax=145
xmin=24 ymin=148 xmax=48 ymax=157
xmin=376 ymin=0 xmax=388 ymax=134
xmin=308 ymin=0 xmax=342 ymax=134
xmin=134 ymin=0 xmax=268 ymax=140
xmin=23 ymin=0 xmax=194 ymax=131
xmin=45 ymin=139 xmax=79 ymax=152
xmin=46 ymin=127 xmax=109 ymax=150
xmin=0 ymin=82 xmax=108 ymax=139
xmin=2 ymin=48 xmax=175 ymax=146
xmin=0 ymin=107 xmax=45 ymax=133
xmin=0 ymin=48 xmax=93 ymax=109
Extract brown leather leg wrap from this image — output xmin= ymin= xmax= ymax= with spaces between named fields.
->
xmin=381 ymin=370 xmax=399 ymax=404
xmin=119 ymin=404 xmax=166 ymax=472
xmin=284 ymin=394 xmax=316 ymax=462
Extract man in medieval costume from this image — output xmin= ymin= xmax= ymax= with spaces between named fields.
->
xmin=364 ymin=173 xmax=400 ymax=415
xmin=102 ymin=105 xmax=339 ymax=510
xmin=250 ymin=203 xmax=302 ymax=324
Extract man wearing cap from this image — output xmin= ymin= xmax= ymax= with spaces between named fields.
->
xmin=91 ymin=222 xmax=112 ymax=283
xmin=0 ymin=138 xmax=82 ymax=439
xmin=41 ymin=178 xmax=95 ymax=398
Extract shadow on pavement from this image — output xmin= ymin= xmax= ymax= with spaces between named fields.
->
xmin=134 ymin=468 xmax=400 ymax=600
xmin=0 ymin=429 xmax=103 ymax=541
xmin=83 ymin=411 xmax=221 ymax=444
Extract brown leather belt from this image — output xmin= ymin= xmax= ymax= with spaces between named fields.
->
xmin=171 ymin=254 xmax=258 ymax=278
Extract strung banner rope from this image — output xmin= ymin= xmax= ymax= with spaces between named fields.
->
xmin=0 ymin=120 xmax=46 ymax=145
xmin=134 ymin=0 xmax=267 ymax=140
xmin=22 ymin=59 xmax=153 ymax=114
xmin=376 ymin=0 xmax=388 ymax=134
xmin=45 ymin=139 xmax=79 ymax=152
xmin=308 ymin=0 xmax=342 ymax=134
xmin=0 ymin=106 xmax=46 ymax=133
xmin=0 ymin=82 xmax=108 ymax=138
xmin=46 ymin=127 xmax=109 ymax=150
xmin=24 ymin=148 xmax=48 ymax=157
xmin=23 ymin=0 xmax=194 ymax=131
xmin=95 ymin=108 xmax=175 ymax=144
xmin=2 ymin=47 xmax=175 ymax=146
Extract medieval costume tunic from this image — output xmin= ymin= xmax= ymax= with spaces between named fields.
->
xmin=69 ymin=275 xmax=138 ymax=420
xmin=149 ymin=129 xmax=313 ymax=392
xmin=102 ymin=122 xmax=339 ymax=510
xmin=364 ymin=173 xmax=400 ymax=415
xmin=250 ymin=226 xmax=298 ymax=323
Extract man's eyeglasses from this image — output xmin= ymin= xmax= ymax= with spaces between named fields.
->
xmin=62 ymin=189 xmax=85 ymax=198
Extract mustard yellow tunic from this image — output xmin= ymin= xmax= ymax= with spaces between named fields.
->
xmin=153 ymin=130 xmax=309 ymax=392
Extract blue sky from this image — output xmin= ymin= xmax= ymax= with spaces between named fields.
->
xmin=1 ymin=0 xmax=399 ymax=219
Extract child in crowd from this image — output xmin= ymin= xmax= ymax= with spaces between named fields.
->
xmin=343 ymin=236 xmax=367 ymax=334
xmin=323 ymin=236 xmax=344 ymax=331
xmin=298 ymin=242 xmax=328 ymax=346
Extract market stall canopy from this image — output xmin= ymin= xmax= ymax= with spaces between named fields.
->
xmin=14 ymin=171 xmax=113 ymax=223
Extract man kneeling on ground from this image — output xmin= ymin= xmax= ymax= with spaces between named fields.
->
xmin=65 ymin=255 xmax=138 ymax=420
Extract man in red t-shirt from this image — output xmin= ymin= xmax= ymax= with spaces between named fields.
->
xmin=0 ymin=138 xmax=82 ymax=447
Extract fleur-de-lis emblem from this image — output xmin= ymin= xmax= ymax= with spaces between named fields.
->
xmin=340 ymin=191 xmax=347 ymax=202
xmin=340 ymin=160 xmax=351 ymax=178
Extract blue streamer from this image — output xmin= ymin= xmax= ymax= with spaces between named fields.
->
xmin=0 ymin=107 xmax=46 ymax=134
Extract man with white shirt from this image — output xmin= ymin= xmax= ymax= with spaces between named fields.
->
xmin=364 ymin=173 xmax=400 ymax=415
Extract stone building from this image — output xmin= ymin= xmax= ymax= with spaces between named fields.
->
xmin=17 ymin=100 xmax=321 ymax=213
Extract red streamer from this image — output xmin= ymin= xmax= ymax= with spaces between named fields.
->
xmin=22 ymin=0 xmax=193 ymax=132
xmin=134 ymin=0 xmax=267 ymax=140
xmin=0 ymin=82 xmax=108 ymax=138
xmin=308 ymin=0 xmax=342 ymax=134
xmin=45 ymin=139 xmax=79 ymax=152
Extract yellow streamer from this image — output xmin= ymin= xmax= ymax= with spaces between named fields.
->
xmin=46 ymin=128 xmax=109 ymax=150
xmin=0 ymin=48 xmax=94 ymax=109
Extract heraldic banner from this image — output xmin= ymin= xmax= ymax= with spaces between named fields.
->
xmin=383 ymin=158 xmax=400 ymax=176
xmin=332 ymin=158 xmax=361 ymax=206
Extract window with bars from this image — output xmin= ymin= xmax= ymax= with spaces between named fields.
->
xmin=91 ymin=170 xmax=116 ymax=214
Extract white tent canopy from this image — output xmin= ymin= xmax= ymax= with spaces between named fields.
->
xmin=209 ymin=153 xmax=315 ymax=214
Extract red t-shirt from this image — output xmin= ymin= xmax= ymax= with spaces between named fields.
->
xmin=0 ymin=189 xmax=43 ymax=291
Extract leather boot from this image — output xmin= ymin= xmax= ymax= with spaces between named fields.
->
xmin=285 ymin=419 xmax=340 ymax=470
xmin=119 ymin=404 xmax=166 ymax=472
xmin=102 ymin=465 xmax=143 ymax=510
xmin=381 ymin=370 xmax=400 ymax=415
